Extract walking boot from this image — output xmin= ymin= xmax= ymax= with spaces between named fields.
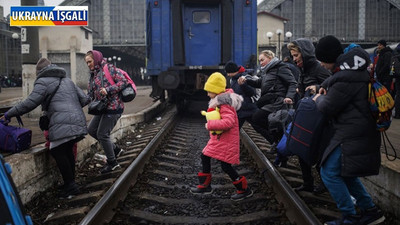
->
xmin=190 ymin=172 xmax=213 ymax=194
xmin=359 ymin=206 xmax=385 ymax=225
xmin=114 ymin=145 xmax=125 ymax=158
xmin=231 ymin=176 xmax=253 ymax=201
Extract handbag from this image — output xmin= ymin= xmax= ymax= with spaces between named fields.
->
xmin=88 ymin=98 xmax=108 ymax=115
xmin=88 ymin=72 xmax=108 ymax=115
xmin=39 ymin=112 xmax=50 ymax=131
xmin=39 ymin=78 xmax=62 ymax=131
xmin=120 ymin=85 xmax=136 ymax=102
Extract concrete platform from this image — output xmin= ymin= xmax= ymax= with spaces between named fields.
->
xmin=0 ymin=86 xmax=166 ymax=204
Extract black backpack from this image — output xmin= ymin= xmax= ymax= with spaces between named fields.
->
xmin=390 ymin=55 xmax=400 ymax=78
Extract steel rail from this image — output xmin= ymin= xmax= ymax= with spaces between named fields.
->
xmin=79 ymin=112 xmax=178 ymax=225
xmin=240 ymin=129 xmax=322 ymax=225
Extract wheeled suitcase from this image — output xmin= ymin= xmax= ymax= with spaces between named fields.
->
xmin=286 ymin=96 xmax=326 ymax=166
xmin=0 ymin=116 xmax=32 ymax=153
xmin=0 ymin=154 xmax=33 ymax=225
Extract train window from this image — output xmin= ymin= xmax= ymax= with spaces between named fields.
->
xmin=193 ymin=11 xmax=210 ymax=24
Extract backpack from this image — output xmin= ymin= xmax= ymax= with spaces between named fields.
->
xmin=368 ymin=77 xmax=397 ymax=161
xmin=103 ymin=65 xmax=137 ymax=102
xmin=389 ymin=55 xmax=400 ymax=78
xmin=267 ymin=106 xmax=295 ymax=143
xmin=0 ymin=154 xmax=33 ymax=225
xmin=368 ymin=78 xmax=394 ymax=131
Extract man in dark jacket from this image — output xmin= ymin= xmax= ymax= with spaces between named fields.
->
xmin=376 ymin=39 xmax=393 ymax=91
xmin=287 ymin=38 xmax=331 ymax=193
xmin=392 ymin=44 xmax=400 ymax=119
xmin=225 ymin=61 xmax=258 ymax=129
xmin=314 ymin=35 xmax=385 ymax=225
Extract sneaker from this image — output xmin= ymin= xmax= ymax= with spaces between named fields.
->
xmin=274 ymin=159 xmax=288 ymax=168
xmin=359 ymin=206 xmax=385 ymax=225
xmin=114 ymin=146 xmax=124 ymax=158
xmin=100 ymin=160 xmax=121 ymax=174
xmin=324 ymin=214 xmax=360 ymax=225
xmin=59 ymin=183 xmax=80 ymax=199
xmin=231 ymin=188 xmax=254 ymax=201
xmin=313 ymin=183 xmax=327 ymax=194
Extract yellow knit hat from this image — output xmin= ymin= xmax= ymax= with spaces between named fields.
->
xmin=204 ymin=72 xmax=226 ymax=94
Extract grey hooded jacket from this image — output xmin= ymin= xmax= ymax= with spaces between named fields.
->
xmin=7 ymin=65 xmax=90 ymax=142
xmin=291 ymin=38 xmax=331 ymax=97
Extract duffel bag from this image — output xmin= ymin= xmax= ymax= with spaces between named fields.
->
xmin=0 ymin=116 xmax=32 ymax=153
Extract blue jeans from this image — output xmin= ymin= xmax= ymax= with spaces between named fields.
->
xmin=320 ymin=146 xmax=375 ymax=216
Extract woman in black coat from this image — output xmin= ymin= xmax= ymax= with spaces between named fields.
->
xmin=238 ymin=50 xmax=297 ymax=144
xmin=314 ymin=36 xmax=384 ymax=225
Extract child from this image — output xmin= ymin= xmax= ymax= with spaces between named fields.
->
xmin=190 ymin=72 xmax=253 ymax=201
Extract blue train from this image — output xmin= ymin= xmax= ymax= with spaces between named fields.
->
xmin=145 ymin=0 xmax=257 ymax=106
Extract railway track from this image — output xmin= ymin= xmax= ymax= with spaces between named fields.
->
xmin=24 ymin=104 xmax=395 ymax=225
xmin=109 ymin=116 xmax=287 ymax=225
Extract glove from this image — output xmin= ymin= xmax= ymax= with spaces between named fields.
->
xmin=2 ymin=112 xmax=11 ymax=123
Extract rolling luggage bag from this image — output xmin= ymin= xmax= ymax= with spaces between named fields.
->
xmin=0 ymin=154 xmax=33 ymax=225
xmin=0 ymin=116 xmax=32 ymax=153
xmin=287 ymin=95 xmax=326 ymax=166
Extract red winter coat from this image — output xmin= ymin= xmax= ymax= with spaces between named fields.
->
xmin=202 ymin=89 xmax=243 ymax=165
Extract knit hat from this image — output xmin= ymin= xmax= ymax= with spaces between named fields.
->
xmin=315 ymin=35 xmax=343 ymax=63
xmin=224 ymin=61 xmax=239 ymax=73
xmin=36 ymin=58 xmax=51 ymax=74
xmin=377 ymin=39 xmax=387 ymax=47
xmin=204 ymin=72 xmax=226 ymax=94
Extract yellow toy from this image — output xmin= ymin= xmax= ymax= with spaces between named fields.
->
xmin=201 ymin=107 xmax=223 ymax=135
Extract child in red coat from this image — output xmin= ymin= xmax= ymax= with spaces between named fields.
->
xmin=190 ymin=72 xmax=253 ymax=201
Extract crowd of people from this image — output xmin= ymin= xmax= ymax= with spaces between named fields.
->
xmin=190 ymin=36 xmax=394 ymax=225
xmin=1 ymin=36 xmax=398 ymax=224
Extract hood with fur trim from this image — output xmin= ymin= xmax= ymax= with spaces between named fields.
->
xmin=208 ymin=89 xmax=243 ymax=111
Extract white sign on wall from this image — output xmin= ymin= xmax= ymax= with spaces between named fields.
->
xmin=21 ymin=44 xmax=30 ymax=54
xmin=21 ymin=28 xmax=27 ymax=42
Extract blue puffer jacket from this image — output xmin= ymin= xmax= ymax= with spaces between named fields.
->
xmin=7 ymin=65 xmax=90 ymax=142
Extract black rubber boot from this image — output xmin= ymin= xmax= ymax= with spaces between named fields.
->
xmin=231 ymin=176 xmax=253 ymax=201
xmin=190 ymin=172 xmax=213 ymax=194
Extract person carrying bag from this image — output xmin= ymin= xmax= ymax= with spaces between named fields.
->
xmin=1 ymin=58 xmax=90 ymax=199
xmin=88 ymin=72 xmax=107 ymax=115
xmin=85 ymin=50 xmax=126 ymax=174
